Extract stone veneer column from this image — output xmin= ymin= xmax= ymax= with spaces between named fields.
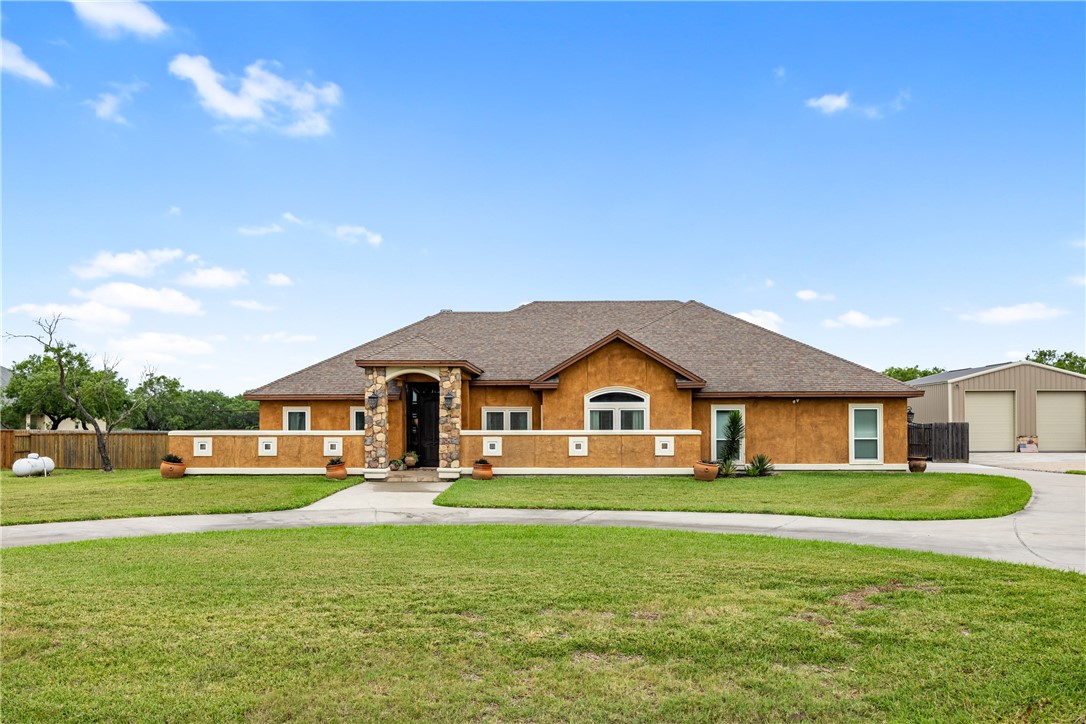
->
xmin=363 ymin=366 xmax=388 ymax=468
xmin=438 ymin=366 xmax=463 ymax=471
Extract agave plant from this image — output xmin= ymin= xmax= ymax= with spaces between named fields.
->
xmin=745 ymin=453 xmax=775 ymax=477
xmin=718 ymin=458 xmax=737 ymax=478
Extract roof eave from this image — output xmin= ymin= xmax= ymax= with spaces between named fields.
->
xmin=354 ymin=359 xmax=484 ymax=376
xmin=692 ymin=390 xmax=924 ymax=399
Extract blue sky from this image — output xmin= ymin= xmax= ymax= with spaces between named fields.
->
xmin=3 ymin=1 xmax=1083 ymax=395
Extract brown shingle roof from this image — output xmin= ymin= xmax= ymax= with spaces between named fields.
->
xmin=244 ymin=301 xmax=919 ymax=398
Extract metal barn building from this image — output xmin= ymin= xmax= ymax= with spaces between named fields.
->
xmin=908 ymin=361 xmax=1086 ymax=452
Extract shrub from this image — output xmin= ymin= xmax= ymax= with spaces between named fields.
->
xmin=720 ymin=409 xmax=745 ymax=463
xmin=745 ymin=454 xmax=775 ymax=477
xmin=475 ymin=458 xmax=490 ymax=465
xmin=161 ymin=454 xmax=183 ymax=464
xmin=326 ymin=457 xmax=344 ymax=467
xmin=719 ymin=459 xmax=737 ymax=478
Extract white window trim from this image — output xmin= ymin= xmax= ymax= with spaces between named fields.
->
xmin=849 ymin=403 xmax=883 ymax=464
xmin=584 ymin=387 xmax=650 ymax=431
xmin=710 ymin=404 xmax=747 ymax=463
xmin=349 ymin=406 xmax=367 ymax=431
xmin=482 ymin=407 xmax=532 ymax=431
xmin=282 ymin=406 xmax=311 ymax=431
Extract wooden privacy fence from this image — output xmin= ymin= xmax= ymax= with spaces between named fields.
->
xmin=908 ymin=422 xmax=970 ymax=463
xmin=1 ymin=430 xmax=169 ymax=470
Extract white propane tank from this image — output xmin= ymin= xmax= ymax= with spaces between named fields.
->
xmin=12 ymin=458 xmax=34 ymax=477
xmin=41 ymin=456 xmax=56 ymax=473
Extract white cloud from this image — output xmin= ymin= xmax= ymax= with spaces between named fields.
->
xmin=823 ymin=310 xmax=900 ymax=329
xmin=1071 ymin=276 xmax=1086 ymax=287
xmin=178 ymin=267 xmax=248 ymax=289
xmin=107 ymin=332 xmax=214 ymax=365
xmin=70 ymin=0 xmax=168 ymax=39
xmin=261 ymin=331 xmax=317 ymax=343
xmin=8 ymin=301 xmax=130 ymax=331
xmin=282 ymin=212 xmax=303 ymax=224
xmin=238 ymin=223 xmax=283 ymax=236
xmin=72 ymin=248 xmax=184 ymax=279
xmin=733 ymin=310 xmax=783 ymax=332
xmin=335 ymin=225 xmax=383 ymax=247
xmin=806 ymin=92 xmax=849 ymax=115
xmin=1 ymin=38 xmax=55 ymax=86
xmin=84 ymin=82 xmax=143 ymax=125
xmin=958 ymin=302 xmax=1068 ymax=324
xmin=71 ymin=282 xmax=204 ymax=315
xmin=168 ymin=54 xmax=341 ymax=137
xmin=231 ymin=299 xmax=277 ymax=312
xmin=796 ymin=289 xmax=836 ymax=302
xmin=764 ymin=278 xmax=775 ymax=288
xmin=1071 ymin=239 xmax=1086 ymax=249
xmin=168 ymin=206 xmax=181 ymax=216
xmin=266 ymin=273 xmax=293 ymax=286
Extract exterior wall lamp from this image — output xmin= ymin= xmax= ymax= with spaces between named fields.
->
xmin=444 ymin=391 xmax=455 ymax=409
xmin=367 ymin=392 xmax=379 ymax=410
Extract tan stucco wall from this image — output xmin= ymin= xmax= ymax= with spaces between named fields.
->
xmin=464 ymin=387 xmax=542 ymax=430
xmin=462 ymin=433 xmax=700 ymax=468
xmin=258 ymin=400 xmax=363 ymax=431
xmin=169 ymin=433 xmax=367 ymax=469
xmin=693 ymin=397 xmax=908 ymax=464
xmin=539 ymin=341 xmax=692 ymax=430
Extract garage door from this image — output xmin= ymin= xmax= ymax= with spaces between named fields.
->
xmin=965 ymin=391 xmax=1015 ymax=452
xmin=1037 ymin=392 xmax=1086 ymax=452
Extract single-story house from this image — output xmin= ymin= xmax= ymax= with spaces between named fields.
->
xmin=165 ymin=301 xmax=925 ymax=478
xmin=908 ymin=362 xmax=1086 ymax=452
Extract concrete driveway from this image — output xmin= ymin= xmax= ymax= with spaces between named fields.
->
xmin=2 ymin=464 xmax=1083 ymax=573
xmin=970 ymin=452 xmax=1085 ymax=474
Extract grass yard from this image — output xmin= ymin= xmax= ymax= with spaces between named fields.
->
xmin=0 ymin=469 xmax=355 ymax=526
xmin=435 ymin=472 xmax=1032 ymax=520
xmin=2 ymin=526 xmax=1083 ymax=721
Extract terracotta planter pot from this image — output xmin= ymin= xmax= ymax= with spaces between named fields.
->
xmin=160 ymin=461 xmax=186 ymax=479
xmin=693 ymin=461 xmax=719 ymax=481
xmin=472 ymin=463 xmax=493 ymax=480
xmin=908 ymin=456 xmax=928 ymax=474
xmin=403 ymin=455 xmax=418 ymax=468
xmin=326 ymin=463 xmax=348 ymax=480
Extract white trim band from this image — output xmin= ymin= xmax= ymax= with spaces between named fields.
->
xmin=460 ymin=429 xmax=702 ymax=436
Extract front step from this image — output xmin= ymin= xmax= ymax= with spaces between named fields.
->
xmin=386 ymin=468 xmax=444 ymax=483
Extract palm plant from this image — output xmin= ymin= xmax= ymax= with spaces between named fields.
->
xmin=719 ymin=409 xmax=745 ymax=463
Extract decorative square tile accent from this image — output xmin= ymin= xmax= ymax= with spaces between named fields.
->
xmin=568 ymin=436 xmax=588 ymax=457
xmin=193 ymin=437 xmax=213 ymax=457
xmin=258 ymin=437 xmax=278 ymax=457
xmin=654 ymin=436 xmax=675 ymax=457
xmin=483 ymin=436 xmax=503 ymax=457
xmin=323 ymin=437 xmax=343 ymax=457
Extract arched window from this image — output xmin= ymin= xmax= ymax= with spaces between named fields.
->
xmin=585 ymin=387 xmax=649 ymax=431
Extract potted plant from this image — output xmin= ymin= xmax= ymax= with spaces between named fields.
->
xmin=389 ymin=458 xmax=404 ymax=472
xmin=693 ymin=460 xmax=719 ymax=481
xmin=160 ymin=453 xmax=186 ymax=479
xmin=472 ymin=458 xmax=493 ymax=480
xmin=326 ymin=457 xmax=348 ymax=480
xmin=908 ymin=456 xmax=927 ymax=473
xmin=403 ymin=450 xmax=419 ymax=468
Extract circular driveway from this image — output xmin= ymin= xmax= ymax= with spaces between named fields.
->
xmin=2 ymin=463 xmax=1083 ymax=573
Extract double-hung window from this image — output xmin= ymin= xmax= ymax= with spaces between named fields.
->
xmin=350 ymin=407 xmax=366 ymax=431
xmin=483 ymin=408 xmax=531 ymax=431
xmin=711 ymin=404 xmax=746 ymax=463
xmin=585 ymin=389 xmax=649 ymax=431
xmin=283 ymin=406 xmax=310 ymax=431
xmin=849 ymin=404 xmax=883 ymax=463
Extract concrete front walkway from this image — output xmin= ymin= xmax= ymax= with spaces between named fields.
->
xmin=2 ymin=465 xmax=1083 ymax=573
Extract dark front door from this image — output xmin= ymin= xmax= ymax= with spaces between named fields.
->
xmin=406 ymin=383 xmax=440 ymax=467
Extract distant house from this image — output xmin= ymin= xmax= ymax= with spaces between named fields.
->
xmin=908 ymin=362 xmax=1086 ymax=452
xmin=0 ymin=366 xmax=11 ymax=430
xmin=162 ymin=301 xmax=928 ymax=477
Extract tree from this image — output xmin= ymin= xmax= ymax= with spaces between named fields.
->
xmin=7 ymin=316 xmax=175 ymax=472
xmin=130 ymin=388 xmax=257 ymax=431
xmin=2 ymin=352 xmax=95 ymax=429
xmin=882 ymin=365 xmax=946 ymax=382
xmin=1025 ymin=349 xmax=1086 ymax=376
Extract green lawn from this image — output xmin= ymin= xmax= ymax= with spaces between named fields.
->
xmin=2 ymin=526 xmax=1083 ymax=721
xmin=0 ymin=469 xmax=355 ymax=526
xmin=435 ymin=472 xmax=1032 ymax=520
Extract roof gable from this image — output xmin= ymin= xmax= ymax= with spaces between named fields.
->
xmin=911 ymin=360 xmax=1086 ymax=385
xmin=528 ymin=331 xmax=706 ymax=390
